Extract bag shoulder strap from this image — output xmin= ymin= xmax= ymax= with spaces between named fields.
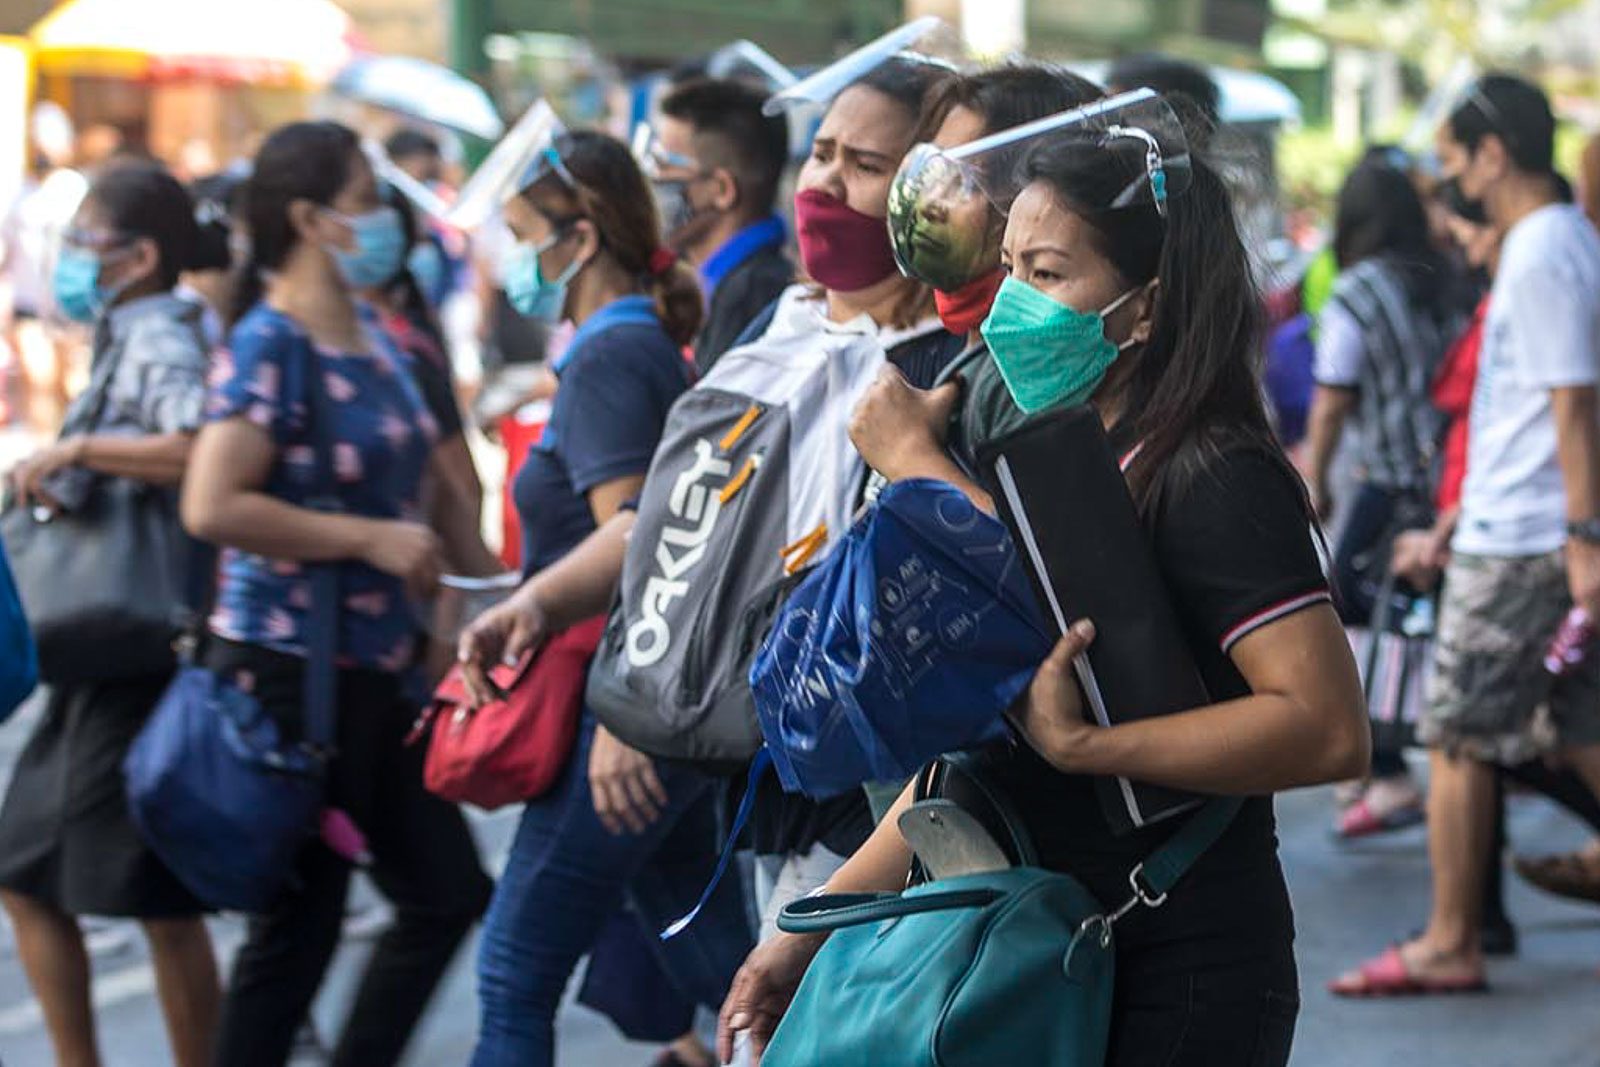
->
xmin=778 ymin=886 xmax=1005 ymax=935
xmin=1132 ymin=797 xmax=1242 ymax=902
xmin=296 ymin=335 xmax=340 ymax=754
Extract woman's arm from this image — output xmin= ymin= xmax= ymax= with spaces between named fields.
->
xmin=182 ymin=418 xmax=442 ymax=594
xmin=7 ymin=433 xmax=193 ymax=504
xmin=1014 ymin=605 xmax=1370 ymax=795
xmin=454 ymin=510 xmax=633 ymax=706
xmin=587 ymin=474 xmax=646 ymax=527
xmin=75 ymin=433 xmax=194 ymax=485
xmin=424 ymin=442 xmax=500 ymax=576
xmin=1301 ymin=384 xmax=1355 ymax=520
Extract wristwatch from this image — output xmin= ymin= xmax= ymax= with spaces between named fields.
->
xmin=1567 ymin=518 xmax=1600 ymax=544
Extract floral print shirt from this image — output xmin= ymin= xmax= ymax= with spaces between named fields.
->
xmin=205 ymin=303 xmax=438 ymax=671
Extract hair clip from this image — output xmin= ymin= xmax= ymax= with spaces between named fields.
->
xmin=1103 ymin=125 xmax=1168 ymax=217
xmin=541 ymin=145 xmax=578 ymax=189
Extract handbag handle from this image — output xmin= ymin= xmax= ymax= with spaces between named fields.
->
xmin=777 ymin=887 xmax=1005 ymax=935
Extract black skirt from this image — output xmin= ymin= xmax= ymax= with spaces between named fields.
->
xmin=0 ymin=673 xmax=204 ymax=917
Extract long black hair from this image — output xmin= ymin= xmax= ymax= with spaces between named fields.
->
xmin=1333 ymin=161 xmax=1448 ymax=279
xmin=376 ymin=182 xmax=446 ymax=349
xmin=1021 ymin=128 xmax=1300 ymax=517
xmin=88 ymin=160 xmax=207 ymax=291
xmin=230 ymin=121 xmax=360 ymax=327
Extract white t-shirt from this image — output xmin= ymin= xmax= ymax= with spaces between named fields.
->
xmin=1455 ymin=204 xmax=1600 ymax=556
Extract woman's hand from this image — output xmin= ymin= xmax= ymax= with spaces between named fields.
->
xmin=717 ymin=931 xmax=829 ymax=1065
xmin=1009 ymin=620 xmax=1099 ymax=774
xmin=848 ymin=366 xmax=961 ymax=481
xmin=587 ymin=725 xmax=669 ymax=835
xmin=6 ymin=438 xmax=85 ymax=509
xmin=360 ymin=519 xmax=444 ymax=600
xmin=455 ymin=585 xmax=548 ymax=707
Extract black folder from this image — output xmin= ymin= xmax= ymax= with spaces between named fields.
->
xmin=977 ymin=405 xmax=1204 ymax=833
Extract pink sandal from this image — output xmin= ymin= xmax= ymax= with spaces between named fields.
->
xmin=1329 ymin=946 xmax=1488 ymax=997
xmin=1336 ymin=795 xmax=1425 ymax=839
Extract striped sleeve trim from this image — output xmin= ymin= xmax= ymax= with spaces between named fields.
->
xmin=1220 ymin=590 xmax=1332 ymax=653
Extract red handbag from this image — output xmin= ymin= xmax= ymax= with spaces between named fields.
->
xmin=409 ymin=616 xmax=606 ymax=810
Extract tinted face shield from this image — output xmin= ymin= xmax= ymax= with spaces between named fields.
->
xmin=886 ymin=89 xmax=1193 ymax=291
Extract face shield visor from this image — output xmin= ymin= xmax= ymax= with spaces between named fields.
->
xmin=886 ymin=89 xmax=1192 ymax=291
xmin=363 ymin=140 xmax=451 ymax=223
xmin=706 ymin=40 xmax=798 ymax=90
xmin=446 ymin=100 xmax=567 ymax=229
xmin=761 ymin=15 xmax=948 ymax=116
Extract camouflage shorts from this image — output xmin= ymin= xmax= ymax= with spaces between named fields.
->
xmin=1420 ymin=551 xmax=1600 ymax=764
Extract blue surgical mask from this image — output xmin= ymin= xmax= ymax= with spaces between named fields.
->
xmin=52 ymin=246 xmax=112 ymax=324
xmin=502 ymin=232 xmax=584 ymax=322
xmin=979 ymin=276 xmax=1142 ymax=415
xmin=326 ymin=206 xmax=406 ymax=290
xmin=407 ymin=241 xmax=447 ymax=303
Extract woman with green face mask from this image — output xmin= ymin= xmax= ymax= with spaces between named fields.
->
xmin=721 ymin=104 xmax=1370 ymax=1067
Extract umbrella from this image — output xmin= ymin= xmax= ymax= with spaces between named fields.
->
xmin=28 ymin=0 xmax=362 ymax=87
xmin=333 ymin=55 xmax=504 ymax=141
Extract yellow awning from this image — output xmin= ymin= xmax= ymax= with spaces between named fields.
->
xmin=29 ymin=0 xmax=363 ymax=87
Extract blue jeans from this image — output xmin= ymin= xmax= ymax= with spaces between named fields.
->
xmin=471 ymin=714 xmax=752 ymax=1066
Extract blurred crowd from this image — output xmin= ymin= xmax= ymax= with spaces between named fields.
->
xmin=0 ymin=23 xmax=1598 ymax=1067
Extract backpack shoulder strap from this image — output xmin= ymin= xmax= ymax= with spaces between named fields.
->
xmin=728 ymin=297 xmax=781 ymax=352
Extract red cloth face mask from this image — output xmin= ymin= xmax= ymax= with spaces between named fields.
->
xmin=934 ymin=269 xmax=1004 ymax=336
xmin=794 ymin=187 xmax=899 ymax=293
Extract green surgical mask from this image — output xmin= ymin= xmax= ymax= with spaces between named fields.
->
xmin=978 ymin=276 xmax=1142 ymax=415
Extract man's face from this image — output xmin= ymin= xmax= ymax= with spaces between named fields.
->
xmin=654 ymin=115 xmax=703 ymax=185
xmin=1435 ymin=126 xmax=1498 ymax=204
xmin=397 ymin=153 xmax=442 ymax=187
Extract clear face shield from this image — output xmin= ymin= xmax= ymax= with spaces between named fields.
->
xmin=705 ymin=39 xmax=798 ymax=90
xmin=445 ymin=99 xmax=568 ymax=230
xmin=761 ymin=15 xmax=948 ymax=117
xmin=363 ymin=140 xmax=451 ymax=222
xmin=886 ymin=89 xmax=1193 ymax=291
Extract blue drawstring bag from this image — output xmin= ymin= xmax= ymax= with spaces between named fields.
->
xmin=0 ymin=539 xmax=38 ymax=723
xmin=751 ymin=478 xmax=1052 ymax=799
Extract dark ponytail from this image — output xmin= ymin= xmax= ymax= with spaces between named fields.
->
xmin=230 ymin=121 xmax=359 ymax=327
xmin=647 ymin=258 xmax=705 ymax=348
xmin=520 ymin=130 xmax=704 ymax=346
xmin=88 ymin=160 xmax=206 ymax=290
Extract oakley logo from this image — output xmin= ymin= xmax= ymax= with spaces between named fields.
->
xmin=626 ymin=438 xmax=730 ymax=667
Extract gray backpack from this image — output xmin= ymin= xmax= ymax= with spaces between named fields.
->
xmin=586 ymin=286 xmax=948 ymax=768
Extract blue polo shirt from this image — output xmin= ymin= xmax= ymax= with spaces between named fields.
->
xmin=699 ymin=215 xmax=786 ymax=293
xmin=513 ymin=295 xmax=691 ymax=575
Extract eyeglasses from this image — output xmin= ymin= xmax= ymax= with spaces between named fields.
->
xmin=631 ymin=123 xmax=708 ymax=181
xmin=60 ymin=227 xmax=134 ymax=253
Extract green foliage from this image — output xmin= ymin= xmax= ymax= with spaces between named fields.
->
xmin=1276 ymin=122 xmax=1360 ymax=215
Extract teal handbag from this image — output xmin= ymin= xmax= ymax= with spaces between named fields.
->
xmin=763 ymin=779 xmax=1240 ymax=1067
